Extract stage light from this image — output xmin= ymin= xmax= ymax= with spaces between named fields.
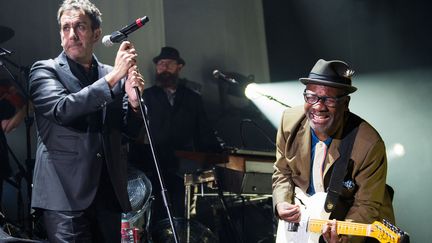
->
xmin=244 ymin=82 xmax=300 ymax=127
xmin=387 ymin=143 xmax=406 ymax=161
xmin=245 ymin=83 xmax=262 ymax=100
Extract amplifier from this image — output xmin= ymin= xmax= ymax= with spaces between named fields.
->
xmin=215 ymin=167 xmax=272 ymax=195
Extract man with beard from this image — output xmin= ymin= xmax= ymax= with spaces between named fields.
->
xmin=272 ymin=59 xmax=394 ymax=243
xmin=129 ymin=47 xmax=222 ymax=225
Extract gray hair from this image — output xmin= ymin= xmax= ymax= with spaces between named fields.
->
xmin=57 ymin=0 xmax=102 ymax=30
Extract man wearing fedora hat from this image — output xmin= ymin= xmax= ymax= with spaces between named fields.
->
xmin=128 ymin=46 xmax=222 ymax=223
xmin=272 ymin=59 xmax=394 ymax=243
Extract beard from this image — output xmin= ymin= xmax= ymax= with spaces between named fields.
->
xmin=155 ymin=71 xmax=178 ymax=88
xmin=306 ymin=109 xmax=335 ymax=138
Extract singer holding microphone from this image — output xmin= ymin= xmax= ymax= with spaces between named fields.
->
xmin=29 ymin=0 xmax=145 ymax=242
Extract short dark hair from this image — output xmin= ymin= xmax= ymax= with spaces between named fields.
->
xmin=57 ymin=0 xmax=102 ymax=30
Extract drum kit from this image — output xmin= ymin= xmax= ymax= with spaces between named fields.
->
xmin=125 ymin=166 xmax=219 ymax=243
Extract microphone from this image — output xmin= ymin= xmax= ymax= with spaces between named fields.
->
xmin=212 ymin=69 xmax=237 ymax=84
xmin=102 ymin=16 xmax=149 ymax=46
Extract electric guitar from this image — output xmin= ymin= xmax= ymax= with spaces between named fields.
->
xmin=276 ymin=188 xmax=410 ymax=243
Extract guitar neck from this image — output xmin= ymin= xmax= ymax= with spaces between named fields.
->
xmin=308 ymin=219 xmax=372 ymax=237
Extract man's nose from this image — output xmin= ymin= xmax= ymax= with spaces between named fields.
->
xmin=313 ymin=98 xmax=328 ymax=109
xmin=69 ymin=27 xmax=78 ymax=40
xmin=157 ymin=65 xmax=168 ymax=71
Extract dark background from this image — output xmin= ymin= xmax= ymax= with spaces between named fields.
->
xmin=263 ymin=0 xmax=432 ymax=81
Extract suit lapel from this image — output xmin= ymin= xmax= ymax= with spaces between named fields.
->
xmin=97 ymin=60 xmax=109 ymax=123
xmin=324 ymin=138 xmax=341 ymax=176
xmin=298 ymin=121 xmax=311 ymax=185
xmin=285 ymin=117 xmax=312 ymax=192
xmin=55 ymin=52 xmax=84 ymax=93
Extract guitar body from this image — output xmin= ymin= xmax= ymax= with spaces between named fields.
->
xmin=275 ymin=188 xmax=410 ymax=243
xmin=276 ymin=190 xmax=330 ymax=243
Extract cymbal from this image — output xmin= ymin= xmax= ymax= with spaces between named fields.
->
xmin=0 ymin=25 xmax=14 ymax=44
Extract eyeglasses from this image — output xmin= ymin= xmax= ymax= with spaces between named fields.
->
xmin=303 ymin=92 xmax=347 ymax=108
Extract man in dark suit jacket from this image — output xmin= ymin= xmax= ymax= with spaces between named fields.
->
xmin=129 ymin=47 xmax=222 ymax=223
xmin=29 ymin=1 xmax=145 ymax=242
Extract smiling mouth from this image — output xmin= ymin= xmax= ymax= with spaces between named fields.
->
xmin=310 ymin=113 xmax=330 ymax=124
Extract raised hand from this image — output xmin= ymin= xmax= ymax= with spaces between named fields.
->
xmin=105 ymin=41 xmax=138 ymax=88
xmin=125 ymin=65 xmax=145 ymax=110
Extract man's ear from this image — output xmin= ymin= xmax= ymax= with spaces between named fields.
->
xmin=177 ymin=64 xmax=184 ymax=71
xmin=93 ymin=28 xmax=102 ymax=42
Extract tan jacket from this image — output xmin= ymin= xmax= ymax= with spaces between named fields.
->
xmin=272 ymin=106 xmax=394 ymax=226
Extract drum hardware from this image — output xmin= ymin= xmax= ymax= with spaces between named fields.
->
xmin=184 ymin=168 xmax=245 ymax=243
xmin=150 ymin=217 xmax=218 ymax=243
xmin=184 ymin=169 xmax=217 ymax=226
xmin=1 ymin=26 xmax=36 ymax=237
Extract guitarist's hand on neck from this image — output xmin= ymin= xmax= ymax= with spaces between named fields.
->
xmin=322 ymin=219 xmax=349 ymax=243
xmin=276 ymin=202 xmax=301 ymax=223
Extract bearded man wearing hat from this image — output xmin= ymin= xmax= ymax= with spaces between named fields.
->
xmin=272 ymin=59 xmax=395 ymax=243
xmin=128 ymin=46 xmax=222 ymax=223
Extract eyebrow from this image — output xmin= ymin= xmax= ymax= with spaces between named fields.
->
xmin=304 ymin=89 xmax=347 ymax=97
xmin=61 ymin=20 xmax=89 ymax=27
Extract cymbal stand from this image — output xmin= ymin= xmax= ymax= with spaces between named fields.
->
xmin=184 ymin=169 xmax=217 ymax=243
xmin=184 ymin=175 xmax=193 ymax=243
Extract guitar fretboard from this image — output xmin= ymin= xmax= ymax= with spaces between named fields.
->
xmin=307 ymin=219 xmax=399 ymax=243
xmin=308 ymin=219 xmax=371 ymax=236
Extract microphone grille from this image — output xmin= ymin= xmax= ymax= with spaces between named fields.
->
xmin=212 ymin=69 xmax=221 ymax=78
xmin=102 ymin=35 xmax=113 ymax=47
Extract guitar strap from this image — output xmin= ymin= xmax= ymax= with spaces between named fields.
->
xmin=324 ymin=115 xmax=359 ymax=213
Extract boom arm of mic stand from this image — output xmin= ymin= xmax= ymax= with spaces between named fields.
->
xmin=261 ymin=93 xmax=291 ymax=108
xmin=133 ymin=87 xmax=180 ymax=243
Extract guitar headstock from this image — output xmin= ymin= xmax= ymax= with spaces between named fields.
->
xmin=370 ymin=219 xmax=410 ymax=243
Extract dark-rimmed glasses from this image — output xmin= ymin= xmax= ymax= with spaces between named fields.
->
xmin=303 ymin=92 xmax=347 ymax=108
xmin=156 ymin=60 xmax=178 ymax=68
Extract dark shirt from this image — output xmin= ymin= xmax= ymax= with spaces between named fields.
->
xmin=66 ymin=56 xmax=103 ymax=133
xmin=66 ymin=56 xmax=99 ymax=86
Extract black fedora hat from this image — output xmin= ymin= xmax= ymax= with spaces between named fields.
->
xmin=300 ymin=59 xmax=357 ymax=93
xmin=152 ymin=46 xmax=185 ymax=65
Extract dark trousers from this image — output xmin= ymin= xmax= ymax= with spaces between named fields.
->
xmin=41 ymin=164 xmax=122 ymax=243
xmin=42 ymin=208 xmax=120 ymax=243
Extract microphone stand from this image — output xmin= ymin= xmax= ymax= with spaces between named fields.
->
xmin=133 ymin=87 xmax=180 ymax=243
xmin=258 ymin=93 xmax=290 ymax=108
